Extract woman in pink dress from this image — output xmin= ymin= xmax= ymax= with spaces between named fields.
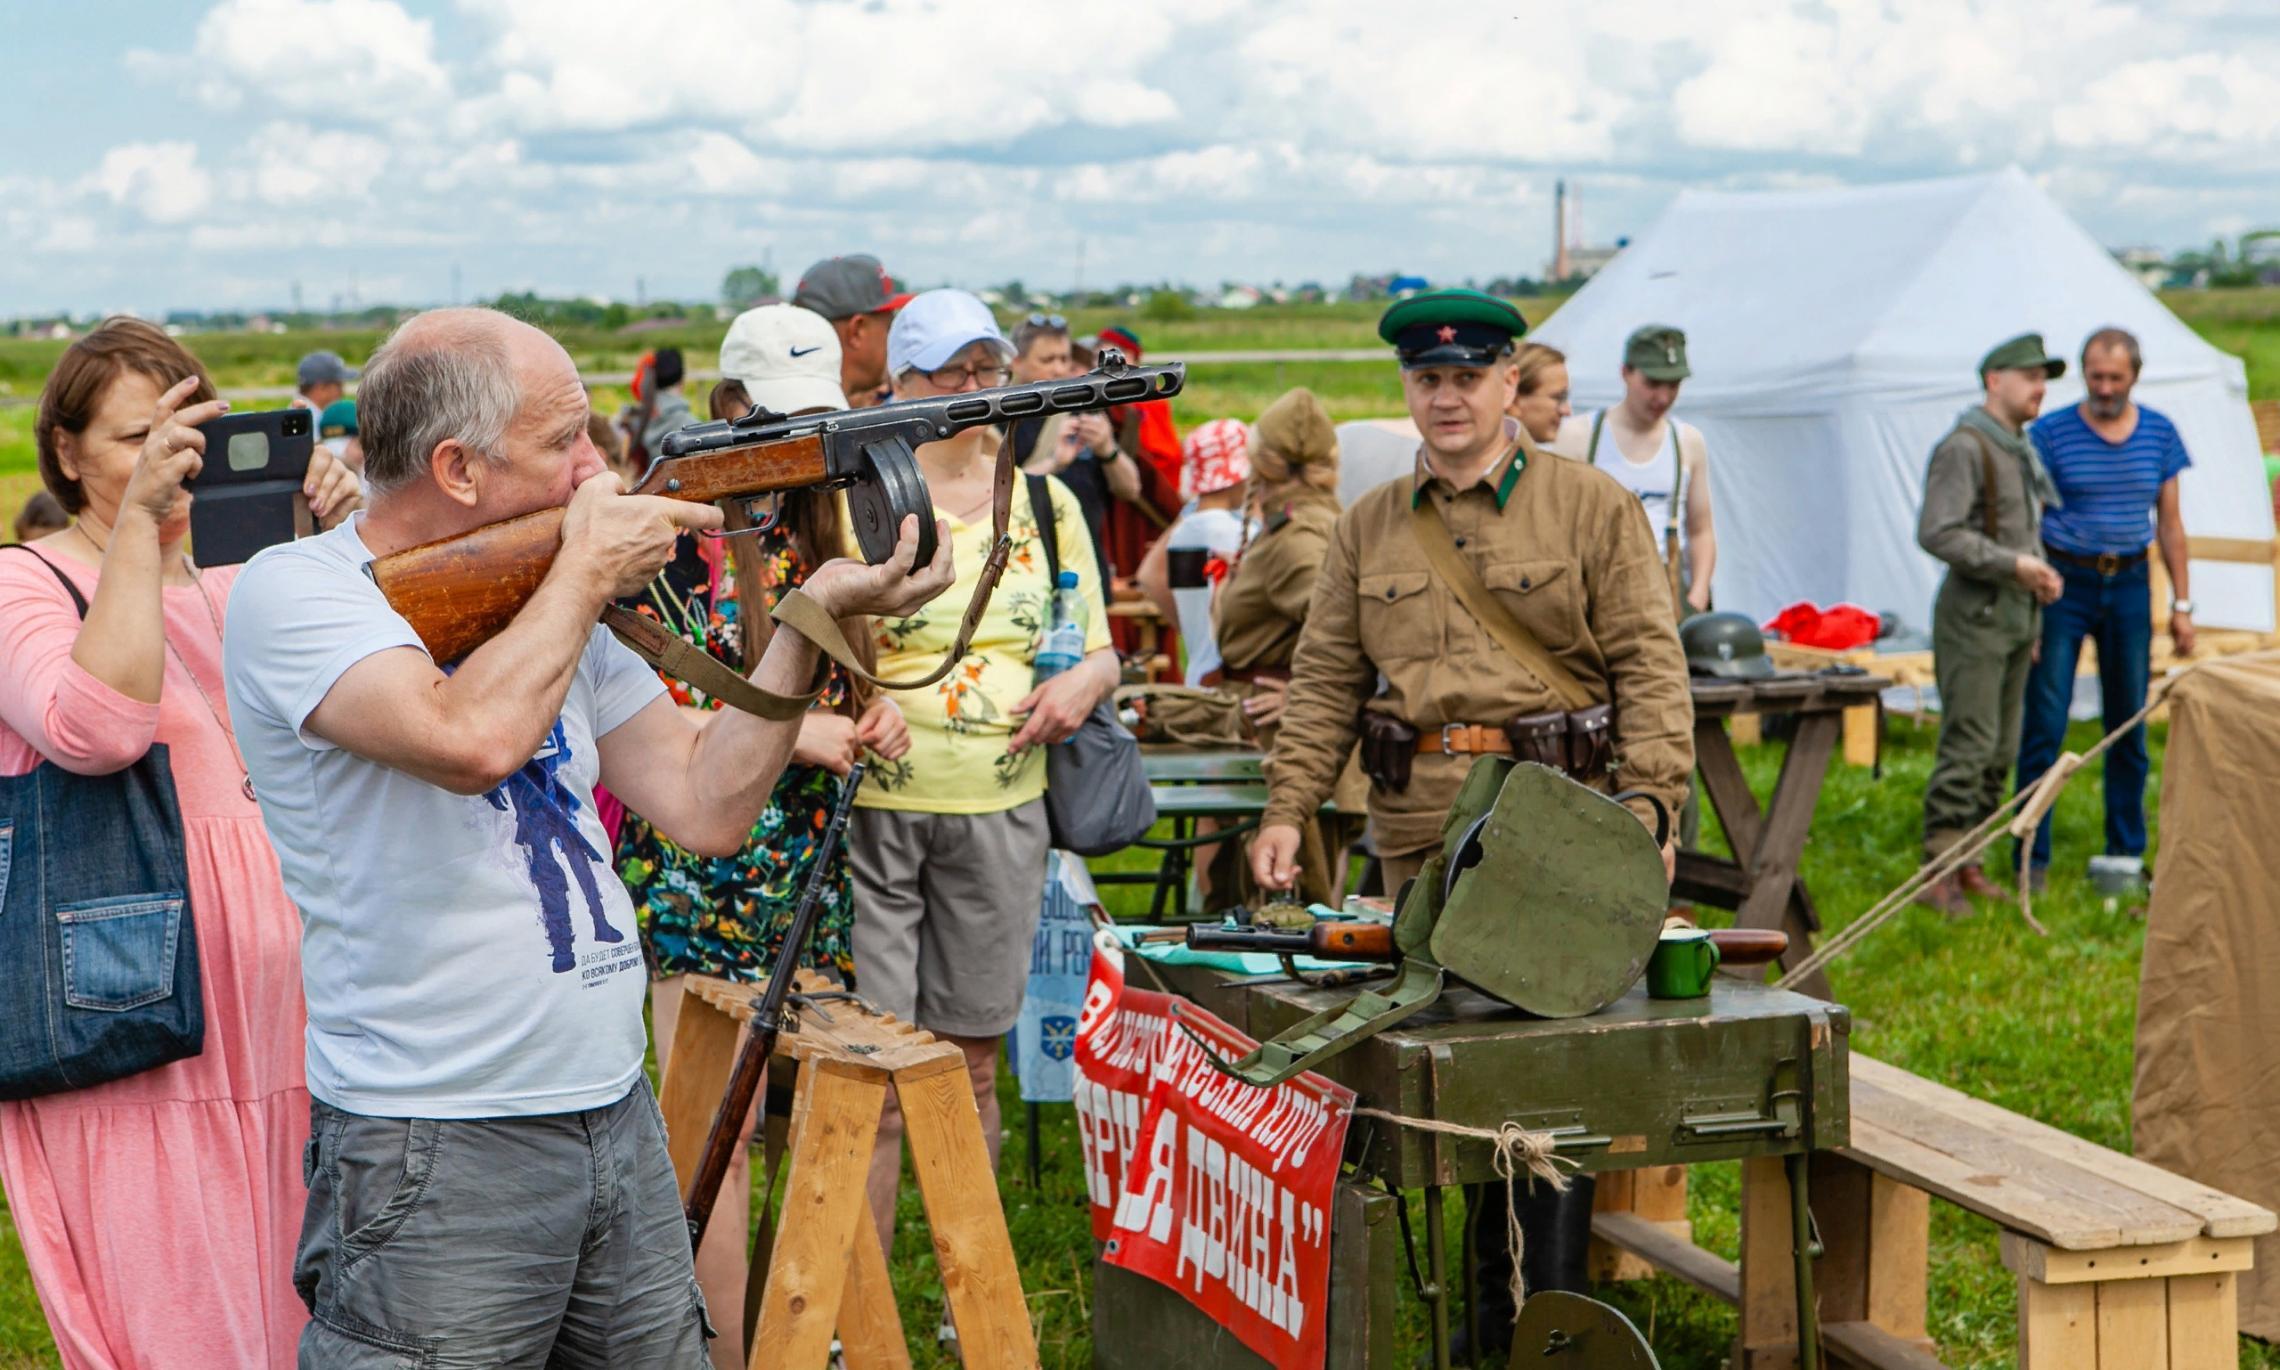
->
xmin=0 ymin=319 xmax=359 ymax=1368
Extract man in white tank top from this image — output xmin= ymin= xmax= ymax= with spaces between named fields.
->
xmin=1548 ymin=324 xmax=1718 ymax=613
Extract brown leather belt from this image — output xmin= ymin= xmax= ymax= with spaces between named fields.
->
xmin=1414 ymin=723 xmax=1513 ymax=755
xmin=2046 ymin=545 xmax=2148 ymax=575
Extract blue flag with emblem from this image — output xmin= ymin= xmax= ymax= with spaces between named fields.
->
xmin=1012 ymin=852 xmax=1099 ymax=1104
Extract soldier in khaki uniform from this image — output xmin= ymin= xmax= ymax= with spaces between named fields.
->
xmin=1915 ymin=332 xmax=2067 ymax=915
xmin=1209 ymin=385 xmax=1367 ymax=904
xmin=1248 ymin=289 xmax=1692 ymax=1352
xmin=1250 ymin=289 xmax=1692 ymax=894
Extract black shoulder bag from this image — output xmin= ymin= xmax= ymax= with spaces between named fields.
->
xmin=1026 ymin=476 xmax=1156 ymax=856
xmin=0 ymin=547 xmax=204 ymax=1098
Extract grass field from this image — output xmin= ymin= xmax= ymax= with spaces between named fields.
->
xmin=1 ymin=295 xmax=2277 ymax=1363
xmin=2 ymin=717 xmax=2267 ymax=1367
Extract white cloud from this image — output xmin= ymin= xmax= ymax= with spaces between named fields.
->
xmin=85 ymin=142 xmax=214 ymax=224
xmin=19 ymin=0 xmax=2280 ymax=312
xmin=131 ymin=0 xmax=448 ymax=119
xmin=244 ymin=123 xmax=392 ymax=204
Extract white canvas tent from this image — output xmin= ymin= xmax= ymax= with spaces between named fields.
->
xmin=1531 ymin=169 xmax=2275 ymax=633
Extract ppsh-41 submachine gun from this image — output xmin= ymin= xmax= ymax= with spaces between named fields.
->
xmin=368 ymin=351 xmax=1183 ymax=706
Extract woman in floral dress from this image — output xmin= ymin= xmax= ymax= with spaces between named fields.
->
xmin=616 ymin=315 xmax=908 ymax=1369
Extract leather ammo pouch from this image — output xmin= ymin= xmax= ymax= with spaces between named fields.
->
xmin=1566 ymin=702 xmax=1615 ymax=779
xmin=1504 ymin=711 xmax=1569 ymax=770
xmin=1358 ymin=710 xmax=1419 ymax=793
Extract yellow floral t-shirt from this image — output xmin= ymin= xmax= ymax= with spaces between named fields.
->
xmin=856 ymin=475 xmax=1111 ymax=814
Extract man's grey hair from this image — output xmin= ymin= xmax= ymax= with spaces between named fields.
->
xmin=359 ymin=309 xmax=521 ymax=493
xmin=2082 ymin=326 xmax=2143 ymax=376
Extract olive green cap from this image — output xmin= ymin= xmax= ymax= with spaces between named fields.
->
xmin=1979 ymin=332 xmax=2066 ymax=379
xmin=1378 ymin=288 xmax=1527 ymax=368
xmin=1624 ymin=324 xmax=1690 ymax=381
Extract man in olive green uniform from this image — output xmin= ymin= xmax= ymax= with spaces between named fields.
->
xmin=1249 ymin=288 xmax=1693 ymax=1354
xmin=1916 ymin=333 xmax=2067 ymax=915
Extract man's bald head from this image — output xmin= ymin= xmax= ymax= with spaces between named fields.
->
xmin=360 ymin=307 xmax=534 ymax=493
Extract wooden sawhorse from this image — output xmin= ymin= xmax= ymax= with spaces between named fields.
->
xmin=656 ymin=975 xmax=1040 ymax=1369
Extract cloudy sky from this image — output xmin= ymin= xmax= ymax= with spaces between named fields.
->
xmin=5 ymin=0 xmax=2278 ymax=316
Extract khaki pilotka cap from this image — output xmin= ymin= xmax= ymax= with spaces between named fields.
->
xmin=1979 ymin=332 xmax=2067 ymax=379
xmin=1624 ymin=324 xmax=1690 ymax=381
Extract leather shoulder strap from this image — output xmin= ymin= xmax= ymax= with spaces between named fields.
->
xmin=603 ymin=604 xmax=823 ymax=721
xmin=1027 ymin=474 xmax=1059 ymax=583
xmin=1407 ymin=494 xmax=1595 ymax=712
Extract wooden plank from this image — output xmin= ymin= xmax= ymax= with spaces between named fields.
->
xmin=2165 ymin=1271 xmax=2239 ymax=1370
xmin=1866 ymin=1174 xmax=1931 ymax=1341
xmin=751 ymin=1055 xmax=890 ymax=1370
xmin=1735 ymin=712 xmax=1835 ymax=934
xmin=1589 ymin=1168 xmax=1692 ymax=1283
xmin=660 ymin=981 xmax=748 ymax=1203
xmin=2185 ymin=534 xmax=2278 ymax=564
xmin=897 ymin=1054 xmax=1041 ymax=1370
xmin=2016 ymin=1276 xmax=2097 ymax=1370
xmin=2000 ymin=1231 xmax=2256 ymax=1285
xmin=1852 ymin=1057 xmax=2274 ymax=1240
xmin=1811 ymin=1153 xmax=1875 ymax=1325
xmin=1841 ymin=701 xmax=1878 ymax=768
xmin=1819 ymin=1320 xmax=1947 ymax=1370
xmin=1844 ymin=1079 xmax=2207 ymax=1249
xmin=835 ymin=1205 xmax=912 ymax=1370
xmin=2092 ymin=1275 xmax=2168 ymax=1368
xmin=1738 ymin=1156 xmax=1798 ymax=1365
xmin=1587 ymin=1211 xmax=1740 ymax=1303
xmin=1694 ymin=722 xmax=1765 ymax=865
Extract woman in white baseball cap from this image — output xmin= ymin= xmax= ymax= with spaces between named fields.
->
xmin=620 ymin=303 xmax=911 ymax=1368
xmin=849 ymin=289 xmax=1119 ymax=1251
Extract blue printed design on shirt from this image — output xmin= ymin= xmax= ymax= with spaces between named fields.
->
xmin=485 ymin=719 xmax=624 ymax=974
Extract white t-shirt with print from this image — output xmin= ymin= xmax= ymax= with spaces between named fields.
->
xmin=223 ymin=515 xmax=663 ymax=1119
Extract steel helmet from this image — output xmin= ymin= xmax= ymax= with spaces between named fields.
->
xmin=1680 ymin=611 xmax=1776 ymax=680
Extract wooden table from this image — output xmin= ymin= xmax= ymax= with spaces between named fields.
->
xmin=1675 ymin=671 xmax=1888 ymax=1001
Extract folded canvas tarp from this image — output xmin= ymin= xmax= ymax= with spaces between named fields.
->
xmin=2134 ymin=651 xmax=2280 ymax=1337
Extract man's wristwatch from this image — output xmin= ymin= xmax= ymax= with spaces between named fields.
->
xmin=2171 ymin=598 xmax=2195 ymax=616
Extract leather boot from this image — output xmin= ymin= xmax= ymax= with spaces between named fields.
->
xmin=1913 ymin=873 xmax=1971 ymax=920
xmin=1441 ymin=1175 xmax=1598 ymax=1366
xmin=1957 ymin=865 xmax=2013 ymax=904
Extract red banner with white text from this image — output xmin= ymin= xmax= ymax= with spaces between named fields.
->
xmin=1072 ymin=939 xmax=1354 ymax=1369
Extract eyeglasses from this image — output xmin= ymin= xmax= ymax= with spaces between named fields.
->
xmin=1025 ymin=313 xmax=1068 ymax=330
xmin=918 ymin=360 xmax=1014 ymax=390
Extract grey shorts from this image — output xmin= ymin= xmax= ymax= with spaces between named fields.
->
xmin=847 ymin=799 xmax=1051 ymax=1037
xmin=293 ymin=1079 xmax=711 ymax=1368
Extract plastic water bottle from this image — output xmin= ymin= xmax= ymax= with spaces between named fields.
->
xmin=1033 ymin=570 xmax=1087 ymax=683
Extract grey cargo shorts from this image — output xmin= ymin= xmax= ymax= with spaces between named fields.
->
xmin=293 ymin=1078 xmax=712 ymax=1368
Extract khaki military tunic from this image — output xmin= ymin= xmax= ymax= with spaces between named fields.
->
xmin=1263 ymin=424 xmax=1695 ymax=860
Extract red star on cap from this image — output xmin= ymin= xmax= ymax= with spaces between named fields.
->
xmin=1436 ymin=325 xmax=1458 ymax=343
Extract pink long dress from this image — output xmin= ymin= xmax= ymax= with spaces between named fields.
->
xmin=0 ymin=551 xmax=309 ymax=1369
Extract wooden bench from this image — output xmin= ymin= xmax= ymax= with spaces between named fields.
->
xmin=1592 ymin=1054 xmax=2275 ymax=1369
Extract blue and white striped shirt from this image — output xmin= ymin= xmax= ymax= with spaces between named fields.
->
xmin=2029 ymin=403 xmax=2190 ymax=557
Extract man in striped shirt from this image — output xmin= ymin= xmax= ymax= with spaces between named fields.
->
xmin=2014 ymin=327 xmax=2194 ymax=890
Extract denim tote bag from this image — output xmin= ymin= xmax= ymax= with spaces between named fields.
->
xmin=0 ymin=548 xmax=203 ymax=1099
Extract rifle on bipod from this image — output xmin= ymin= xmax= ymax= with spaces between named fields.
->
xmin=367 ymin=351 xmax=1184 ymax=713
xmin=683 ymin=762 xmax=867 ymax=1251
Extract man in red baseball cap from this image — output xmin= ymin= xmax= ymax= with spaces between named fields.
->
xmin=792 ymin=254 xmax=913 ymax=408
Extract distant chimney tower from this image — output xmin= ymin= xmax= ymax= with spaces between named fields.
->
xmin=1553 ymin=179 xmax=1571 ymax=282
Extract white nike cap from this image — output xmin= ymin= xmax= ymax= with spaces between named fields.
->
xmin=718 ymin=305 xmax=848 ymax=415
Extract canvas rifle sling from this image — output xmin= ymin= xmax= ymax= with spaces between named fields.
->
xmin=605 ymin=425 xmax=1022 ymax=719
xmin=1408 ymin=477 xmax=1597 ymax=713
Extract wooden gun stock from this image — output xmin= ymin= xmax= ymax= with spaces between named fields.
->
xmin=369 ymin=433 xmax=828 ymax=663
xmin=1184 ymin=921 xmax=1398 ymax=961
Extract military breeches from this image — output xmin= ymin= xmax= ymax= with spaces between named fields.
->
xmin=1923 ymin=577 xmax=2037 ymax=862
